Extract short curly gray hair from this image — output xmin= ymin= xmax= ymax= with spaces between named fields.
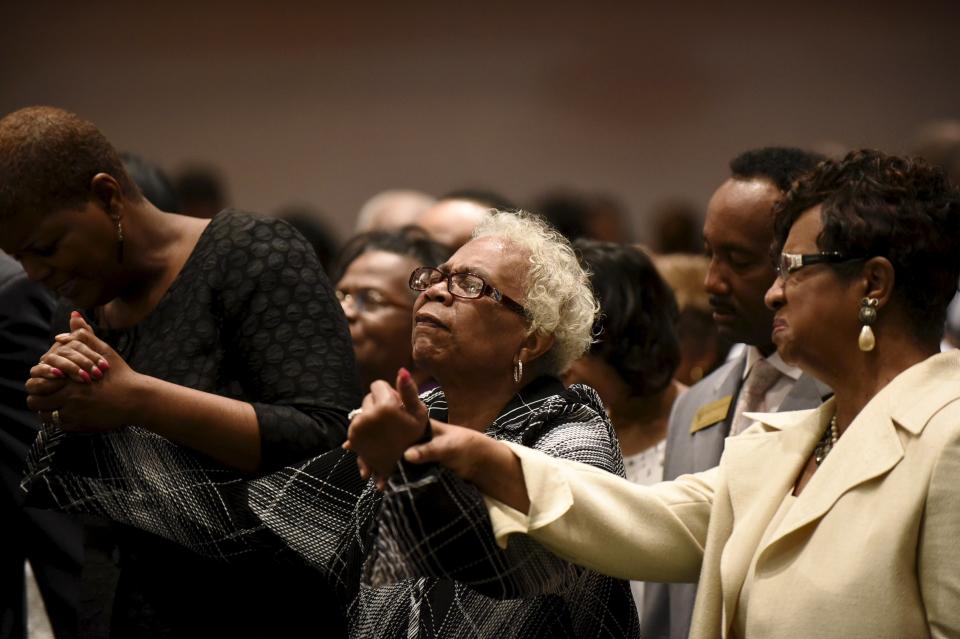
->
xmin=473 ymin=210 xmax=598 ymax=374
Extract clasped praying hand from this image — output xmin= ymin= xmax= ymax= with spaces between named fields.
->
xmin=27 ymin=311 xmax=139 ymax=433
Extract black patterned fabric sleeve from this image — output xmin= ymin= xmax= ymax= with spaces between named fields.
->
xmin=217 ymin=216 xmax=362 ymax=471
xmin=247 ymin=447 xmax=374 ymax=595
xmin=365 ymin=389 xmax=625 ymax=599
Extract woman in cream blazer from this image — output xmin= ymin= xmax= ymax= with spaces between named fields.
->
xmin=479 ymin=352 xmax=960 ymax=638
xmin=389 ymin=151 xmax=960 ymax=638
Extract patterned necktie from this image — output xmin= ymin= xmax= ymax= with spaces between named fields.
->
xmin=730 ymin=358 xmax=782 ymax=436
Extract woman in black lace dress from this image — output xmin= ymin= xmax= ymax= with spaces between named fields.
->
xmin=1 ymin=106 xmax=360 ymax=636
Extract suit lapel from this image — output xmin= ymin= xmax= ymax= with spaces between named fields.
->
xmin=692 ymin=355 xmax=746 ymax=472
xmin=763 ymin=353 xmax=960 ymax=556
xmin=717 ymin=410 xmax=823 ymax=633
xmin=760 ymin=397 xmax=904 ymax=557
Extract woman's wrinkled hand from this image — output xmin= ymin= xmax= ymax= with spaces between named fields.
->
xmin=404 ymin=420 xmax=530 ymax=512
xmin=401 ymin=421 xmax=494 ymax=485
xmin=26 ymin=311 xmax=140 ymax=433
xmin=345 ymin=368 xmax=430 ymax=488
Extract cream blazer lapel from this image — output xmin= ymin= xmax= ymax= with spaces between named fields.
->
xmin=760 ymin=402 xmax=903 ymax=560
xmin=760 ymin=352 xmax=960 ymax=560
xmin=715 ymin=408 xmax=823 ymax=635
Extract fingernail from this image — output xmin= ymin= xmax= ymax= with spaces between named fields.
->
xmin=98 ymin=359 xmax=110 ymax=370
xmin=71 ymin=311 xmax=81 ymax=318
xmin=398 ymin=367 xmax=412 ymax=382
xmin=91 ymin=366 xmax=103 ymax=379
xmin=79 ymin=370 xmax=91 ymax=383
xmin=50 ymin=367 xmax=64 ymax=378
xmin=55 ymin=333 xmax=71 ymax=340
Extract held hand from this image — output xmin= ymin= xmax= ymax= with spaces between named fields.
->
xmin=27 ymin=312 xmax=140 ymax=432
xmin=404 ymin=422 xmax=530 ymax=512
xmin=402 ymin=421 xmax=492 ymax=484
xmin=346 ymin=368 xmax=429 ymax=487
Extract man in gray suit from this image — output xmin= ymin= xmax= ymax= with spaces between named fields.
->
xmin=641 ymin=148 xmax=831 ymax=639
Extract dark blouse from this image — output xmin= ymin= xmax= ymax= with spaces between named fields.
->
xmin=43 ymin=210 xmax=361 ymax=637
xmin=91 ymin=209 xmax=359 ymax=470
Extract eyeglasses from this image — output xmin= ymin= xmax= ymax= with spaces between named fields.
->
xmin=336 ymin=288 xmax=411 ymax=314
xmin=776 ymin=252 xmax=857 ymax=279
xmin=408 ymin=266 xmax=527 ymax=317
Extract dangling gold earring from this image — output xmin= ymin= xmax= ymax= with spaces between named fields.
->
xmin=858 ymin=297 xmax=879 ymax=351
xmin=115 ymin=216 xmax=124 ymax=262
xmin=513 ymin=359 xmax=523 ymax=384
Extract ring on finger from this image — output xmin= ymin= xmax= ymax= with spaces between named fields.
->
xmin=348 ymin=408 xmax=363 ymax=421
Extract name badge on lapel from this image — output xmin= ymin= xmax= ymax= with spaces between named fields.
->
xmin=690 ymin=396 xmax=733 ymax=434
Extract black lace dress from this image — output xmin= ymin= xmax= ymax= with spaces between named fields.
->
xmin=31 ymin=210 xmax=361 ymax=637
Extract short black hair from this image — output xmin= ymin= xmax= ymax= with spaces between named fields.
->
xmin=730 ymin=147 xmax=827 ymax=192
xmin=575 ymin=240 xmax=681 ymax=397
xmin=0 ymin=106 xmax=142 ymax=221
xmin=333 ymin=225 xmax=453 ymax=283
xmin=773 ymin=149 xmax=960 ymax=344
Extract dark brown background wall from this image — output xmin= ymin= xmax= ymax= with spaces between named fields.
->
xmin=3 ymin=1 xmax=959 ymax=239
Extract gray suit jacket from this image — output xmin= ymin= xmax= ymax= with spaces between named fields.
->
xmin=641 ymin=349 xmax=830 ymax=639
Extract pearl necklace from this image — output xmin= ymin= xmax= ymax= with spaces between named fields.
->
xmin=813 ymin=415 xmax=840 ymax=465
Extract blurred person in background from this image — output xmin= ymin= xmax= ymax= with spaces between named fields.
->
xmin=912 ymin=119 xmax=960 ymax=184
xmin=586 ymin=194 xmax=634 ymax=243
xmin=416 ymin=188 xmax=514 ymax=250
xmin=354 ymin=188 xmax=436 ymax=233
xmin=333 ymin=226 xmax=451 ymax=391
xmin=2 ymin=106 xmax=359 ymax=637
xmin=172 ymin=163 xmax=226 ymax=218
xmin=563 ymin=240 xmax=685 ymax=621
xmin=120 ymin=152 xmax=180 ymax=213
xmin=912 ymin=119 xmax=960 ymax=350
xmin=276 ymin=203 xmax=341 ymax=274
xmin=653 ymin=253 xmax=731 ymax=385
xmin=532 ymin=190 xmax=634 ymax=243
xmin=645 ymin=146 xmax=830 ymax=639
xmin=531 ymin=190 xmax=591 ymax=241
xmin=650 ymin=199 xmax=703 ymax=255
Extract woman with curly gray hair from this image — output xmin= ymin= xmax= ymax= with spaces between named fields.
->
xmin=263 ymin=209 xmax=640 ymax=637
